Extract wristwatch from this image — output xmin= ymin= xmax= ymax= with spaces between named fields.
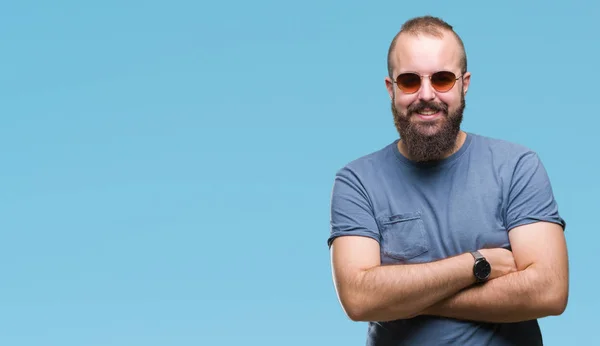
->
xmin=471 ymin=251 xmax=491 ymax=282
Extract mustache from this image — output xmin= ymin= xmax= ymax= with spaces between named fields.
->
xmin=408 ymin=101 xmax=448 ymax=115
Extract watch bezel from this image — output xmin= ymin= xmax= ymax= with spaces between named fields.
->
xmin=473 ymin=258 xmax=491 ymax=282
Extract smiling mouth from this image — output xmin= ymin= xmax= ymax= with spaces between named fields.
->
xmin=418 ymin=108 xmax=438 ymax=115
xmin=415 ymin=109 xmax=443 ymax=120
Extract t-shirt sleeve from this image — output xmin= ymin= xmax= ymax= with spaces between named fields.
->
xmin=327 ymin=166 xmax=381 ymax=248
xmin=505 ymin=151 xmax=566 ymax=232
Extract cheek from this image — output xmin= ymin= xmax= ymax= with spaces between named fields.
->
xmin=395 ymin=94 xmax=417 ymax=111
xmin=438 ymin=93 xmax=460 ymax=109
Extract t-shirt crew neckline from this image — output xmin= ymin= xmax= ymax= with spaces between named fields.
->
xmin=392 ymin=132 xmax=474 ymax=170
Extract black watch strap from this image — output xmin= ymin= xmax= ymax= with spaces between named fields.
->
xmin=471 ymin=251 xmax=484 ymax=260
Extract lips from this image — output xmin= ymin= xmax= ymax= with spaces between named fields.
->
xmin=417 ymin=109 xmax=438 ymax=115
xmin=416 ymin=111 xmax=442 ymax=121
xmin=409 ymin=101 xmax=447 ymax=116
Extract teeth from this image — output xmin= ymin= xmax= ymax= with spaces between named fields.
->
xmin=418 ymin=110 xmax=437 ymax=115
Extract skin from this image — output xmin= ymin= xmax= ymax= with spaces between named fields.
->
xmin=423 ymin=221 xmax=569 ymax=323
xmin=331 ymin=239 xmax=518 ymax=321
xmin=330 ymin=30 xmax=569 ymax=323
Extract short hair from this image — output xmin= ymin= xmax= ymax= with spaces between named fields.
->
xmin=387 ymin=15 xmax=467 ymax=78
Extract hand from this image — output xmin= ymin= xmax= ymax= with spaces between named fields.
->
xmin=478 ymin=248 xmax=517 ymax=280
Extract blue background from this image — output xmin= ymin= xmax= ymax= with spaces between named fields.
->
xmin=1 ymin=0 xmax=597 ymax=345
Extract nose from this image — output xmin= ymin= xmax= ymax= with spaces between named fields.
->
xmin=418 ymin=77 xmax=435 ymax=101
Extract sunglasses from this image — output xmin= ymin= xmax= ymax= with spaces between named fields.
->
xmin=394 ymin=71 xmax=461 ymax=94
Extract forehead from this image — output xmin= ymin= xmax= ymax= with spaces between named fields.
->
xmin=392 ymin=32 xmax=462 ymax=75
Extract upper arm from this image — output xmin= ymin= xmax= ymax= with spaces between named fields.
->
xmin=508 ymin=221 xmax=568 ymax=273
xmin=504 ymin=150 xmax=567 ymax=270
xmin=330 ymin=236 xmax=381 ymax=301
xmin=504 ymin=150 xmax=568 ymax=309
xmin=508 ymin=221 xmax=569 ymax=314
xmin=328 ymin=167 xmax=382 ymax=296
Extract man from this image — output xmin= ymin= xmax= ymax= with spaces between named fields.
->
xmin=327 ymin=16 xmax=569 ymax=346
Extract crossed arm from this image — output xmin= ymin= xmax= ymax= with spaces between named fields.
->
xmin=422 ymin=221 xmax=568 ymax=322
xmin=330 ymin=221 xmax=569 ymax=323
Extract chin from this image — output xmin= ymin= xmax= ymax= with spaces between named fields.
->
xmin=412 ymin=120 xmax=445 ymax=136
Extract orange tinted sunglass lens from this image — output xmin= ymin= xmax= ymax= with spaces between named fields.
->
xmin=431 ymin=71 xmax=457 ymax=92
xmin=396 ymin=73 xmax=421 ymax=93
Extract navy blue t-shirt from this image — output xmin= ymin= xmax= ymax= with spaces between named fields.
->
xmin=328 ymin=133 xmax=565 ymax=346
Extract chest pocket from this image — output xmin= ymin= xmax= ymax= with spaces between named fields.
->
xmin=378 ymin=212 xmax=429 ymax=261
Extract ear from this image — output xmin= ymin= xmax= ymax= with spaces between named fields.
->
xmin=461 ymin=71 xmax=471 ymax=96
xmin=385 ymin=76 xmax=395 ymax=100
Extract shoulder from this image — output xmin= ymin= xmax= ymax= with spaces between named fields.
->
xmin=469 ymin=133 xmax=536 ymax=158
xmin=468 ymin=133 xmax=542 ymax=169
xmin=334 ymin=140 xmax=398 ymax=180
xmin=467 ymin=133 xmax=555 ymax=199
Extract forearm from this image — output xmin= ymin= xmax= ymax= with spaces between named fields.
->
xmin=424 ymin=266 xmax=564 ymax=323
xmin=345 ymin=253 xmax=476 ymax=322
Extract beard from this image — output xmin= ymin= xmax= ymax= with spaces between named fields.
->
xmin=392 ymin=92 xmax=465 ymax=162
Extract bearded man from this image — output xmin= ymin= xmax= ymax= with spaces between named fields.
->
xmin=327 ymin=15 xmax=569 ymax=346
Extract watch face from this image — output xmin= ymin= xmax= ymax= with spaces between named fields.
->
xmin=474 ymin=260 xmax=491 ymax=279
